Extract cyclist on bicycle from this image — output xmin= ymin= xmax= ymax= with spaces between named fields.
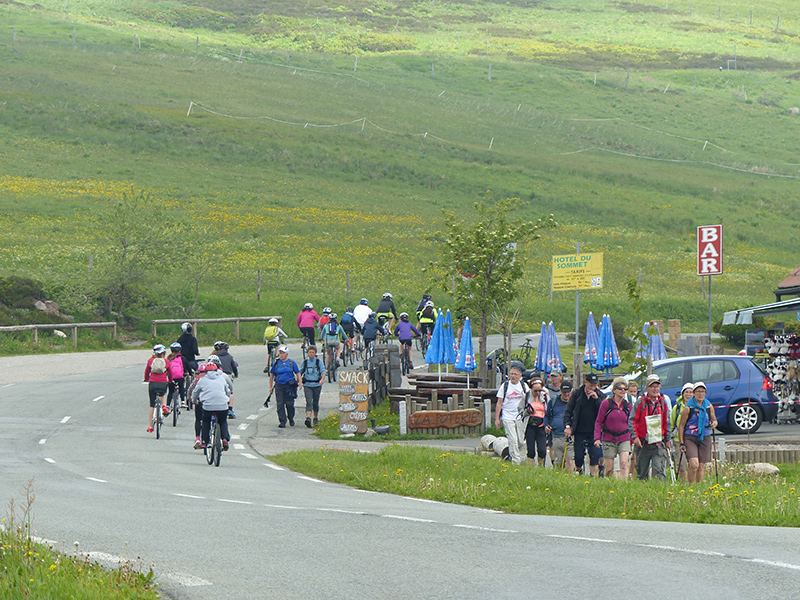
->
xmin=353 ymin=297 xmax=372 ymax=330
xmin=167 ymin=342 xmax=187 ymax=409
xmin=376 ymin=292 xmax=398 ymax=331
xmin=317 ymin=307 xmax=332 ymax=342
xmin=297 ymin=303 xmax=320 ymax=345
xmin=340 ymin=307 xmax=357 ymax=350
xmin=191 ymin=356 xmax=231 ymax=452
xmin=144 ymin=344 xmax=172 ymax=433
xmin=213 ymin=341 xmax=238 ymax=419
xmin=177 ymin=322 xmax=200 ymax=374
xmin=362 ymin=312 xmax=383 ymax=352
xmin=263 ymin=318 xmax=288 ymax=373
xmin=416 ymin=293 xmax=432 ymax=318
xmin=393 ymin=313 xmax=421 ymax=369
xmin=321 ymin=313 xmax=347 ymax=369
xmin=417 ymin=300 xmax=436 ymax=341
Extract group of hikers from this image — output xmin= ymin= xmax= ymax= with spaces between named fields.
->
xmin=495 ymin=365 xmax=717 ymax=483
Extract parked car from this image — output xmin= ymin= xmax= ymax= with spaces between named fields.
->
xmin=652 ymin=355 xmax=778 ymax=434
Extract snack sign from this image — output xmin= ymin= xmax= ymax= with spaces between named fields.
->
xmin=338 ymin=370 xmax=370 ymax=434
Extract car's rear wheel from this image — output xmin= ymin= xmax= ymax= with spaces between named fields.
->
xmin=727 ymin=402 xmax=763 ymax=434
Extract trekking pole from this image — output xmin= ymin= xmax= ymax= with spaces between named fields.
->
xmin=712 ymin=428 xmax=719 ymax=484
xmin=667 ymin=444 xmax=676 ymax=484
xmin=561 ymin=437 xmax=569 ymax=469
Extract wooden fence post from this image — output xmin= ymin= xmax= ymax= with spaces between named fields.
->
xmin=33 ymin=327 xmax=38 ymax=344
xmin=234 ymin=320 xmax=240 ymax=340
xmin=152 ymin=322 xmax=157 ymax=338
xmin=72 ymin=327 xmax=78 ymax=348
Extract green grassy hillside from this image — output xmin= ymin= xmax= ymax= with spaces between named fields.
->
xmin=1 ymin=0 xmax=799 ymax=341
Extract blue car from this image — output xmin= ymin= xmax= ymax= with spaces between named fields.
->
xmin=652 ymin=355 xmax=778 ymax=434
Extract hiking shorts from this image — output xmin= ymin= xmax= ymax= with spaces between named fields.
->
xmin=684 ymin=434 xmax=712 ymax=463
xmin=601 ymin=440 xmax=631 ymax=461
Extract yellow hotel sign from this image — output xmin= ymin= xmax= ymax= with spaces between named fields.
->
xmin=552 ymin=253 xmax=603 ymax=291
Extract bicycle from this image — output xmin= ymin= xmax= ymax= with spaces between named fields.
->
xmin=353 ymin=333 xmax=365 ymax=362
xmin=326 ymin=342 xmax=338 ymax=383
xmin=343 ymin=335 xmax=354 ymax=366
xmin=170 ymin=385 xmax=181 ymax=427
xmin=400 ymin=343 xmax=411 ymax=376
xmin=265 ymin=343 xmax=278 ymax=374
xmin=153 ymin=394 xmax=164 ymax=439
xmin=204 ymin=413 xmax=222 ymax=467
xmin=301 ymin=333 xmax=310 ymax=360
xmin=519 ymin=337 xmax=536 ymax=366
xmin=418 ymin=327 xmax=431 ymax=357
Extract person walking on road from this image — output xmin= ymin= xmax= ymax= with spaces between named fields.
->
xmin=677 ymin=381 xmax=718 ymax=484
xmin=629 ymin=373 xmax=671 ymax=481
xmin=546 ymin=380 xmax=574 ymax=471
xmin=299 ymin=346 xmax=326 ymax=428
xmin=494 ymin=365 xmax=531 ymax=465
xmin=594 ymin=377 xmax=632 ymax=479
xmin=269 ymin=345 xmax=302 ymax=428
xmin=564 ymin=372 xmax=605 ymax=476
xmin=525 ymin=378 xmax=548 ymax=466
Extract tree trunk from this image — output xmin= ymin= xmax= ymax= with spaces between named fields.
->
xmin=478 ymin=310 xmax=489 ymax=383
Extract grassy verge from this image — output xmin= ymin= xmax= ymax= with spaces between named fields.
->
xmin=1 ymin=482 xmax=159 ymax=600
xmin=270 ymin=445 xmax=800 ymax=526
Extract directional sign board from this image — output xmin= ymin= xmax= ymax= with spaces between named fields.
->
xmin=552 ymin=253 xmax=603 ymax=291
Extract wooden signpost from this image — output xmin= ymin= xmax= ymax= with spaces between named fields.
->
xmin=339 ymin=370 xmax=370 ymax=434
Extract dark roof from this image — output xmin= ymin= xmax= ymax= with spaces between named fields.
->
xmin=777 ymin=266 xmax=800 ymax=289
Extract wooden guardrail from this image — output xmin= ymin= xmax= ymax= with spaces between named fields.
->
xmin=0 ymin=322 xmax=117 ymax=348
xmin=151 ymin=316 xmax=282 ymax=340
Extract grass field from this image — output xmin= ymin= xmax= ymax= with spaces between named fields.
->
xmin=1 ymin=0 xmax=799 ymax=343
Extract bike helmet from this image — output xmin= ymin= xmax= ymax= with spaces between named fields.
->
xmin=369 ymin=311 xmax=377 ymax=317
xmin=360 ymin=298 xmax=369 ymax=305
xmin=322 ymin=306 xmax=332 ymax=315
xmin=425 ymin=300 xmax=434 ymax=307
xmin=213 ymin=341 xmax=223 ymax=350
xmin=330 ymin=313 xmax=338 ymax=320
xmin=303 ymin=302 xmax=313 ymax=310
xmin=181 ymin=322 xmax=192 ymax=333
xmin=399 ymin=312 xmax=409 ymax=321
xmin=219 ymin=341 xmax=229 ymax=350
xmin=207 ymin=355 xmax=222 ymax=366
xmin=422 ymin=293 xmax=431 ymax=301
xmin=345 ymin=307 xmax=354 ymax=313
xmin=383 ymin=292 xmax=393 ymax=299
xmin=170 ymin=342 xmax=182 ymax=350
xmin=153 ymin=344 xmax=166 ymax=354
xmin=269 ymin=317 xmax=279 ymax=325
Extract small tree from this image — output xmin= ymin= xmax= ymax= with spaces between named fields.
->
xmin=623 ymin=278 xmax=659 ymax=376
xmin=431 ymin=198 xmax=555 ymax=382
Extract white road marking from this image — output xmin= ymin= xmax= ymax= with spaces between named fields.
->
xmin=264 ymin=503 xmax=302 ymax=510
xmin=233 ymin=443 xmax=246 ymax=450
xmin=297 ymin=475 xmax=323 ymax=483
xmin=230 ymin=434 xmax=241 ymax=440
xmin=1 ymin=383 xmax=14 ymax=388
xmin=85 ymin=477 xmax=107 ymax=483
xmin=161 ymin=572 xmax=213 ymax=587
xmin=217 ymin=499 xmax=253 ymax=505
xmin=237 ymin=423 xmax=249 ymax=430
xmin=746 ymin=559 xmax=800 ymax=571
xmin=247 ymin=414 xmax=259 ymax=420
xmin=240 ymin=452 xmax=258 ymax=459
xmin=382 ymin=515 xmax=436 ymax=523
xmin=637 ymin=544 xmax=726 ymax=557
xmin=39 ymin=438 xmax=46 ymax=444
xmin=453 ymin=524 xmax=519 ymax=533
xmin=405 ymin=497 xmax=438 ymax=504
xmin=173 ymin=493 xmax=205 ymax=499
xmin=44 ymin=458 xmax=56 ymax=464
xmin=264 ymin=463 xmax=284 ymax=470
xmin=60 ymin=416 xmax=71 ymax=424
xmin=546 ymin=535 xmax=617 ymax=543
xmin=317 ymin=508 xmax=368 ymax=515
xmin=92 ymin=395 xmax=105 ymax=402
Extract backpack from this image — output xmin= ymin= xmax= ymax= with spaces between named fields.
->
xmin=301 ymin=358 xmax=323 ymax=384
xmin=500 ymin=380 xmax=530 ymax=419
xmin=421 ymin=306 xmax=434 ymax=320
xmin=328 ymin=321 xmax=337 ymax=336
xmin=601 ymin=400 xmax=630 ymax=437
xmin=341 ymin=313 xmax=354 ymax=326
xmin=169 ymin=355 xmax=184 ymax=379
xmin=150 ymin=357 xmax=167 ymax=374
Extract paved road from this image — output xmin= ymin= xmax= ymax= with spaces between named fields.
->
xmin=1 ymin=345 xmax=800 ymax=599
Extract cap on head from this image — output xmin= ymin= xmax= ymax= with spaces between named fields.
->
xmin=584 ymin=373 xmax=599 ymax=384
xmin=560 ymin=381 xmax=573 ymax=391
xmin=693 ymin=381 xmax=706 ymax=391
xmin=278 ymin=345 xmax=289 ymax=354
xmin=646 ymin=373 xmax=661 ymax=387
xmin=550 ymin=368 xmax=563 ymax=377
xmin=681 ymin=382 xmax=695 ymax=394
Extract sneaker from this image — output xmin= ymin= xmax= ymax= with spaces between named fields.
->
xmin=304 ymin=418 xmax=312 ymax=428
xmin=263 ymin=366 xmax=269 ymax=373
xmin=289 ymin=419 xmax=295 ymax=427
xmin=228 ymin=409 xmax=236 ymax=419
xmin=408 ymin=362 xmax=414 ymax=369
xmin=199 ymin=442 xmax=207 ymax=449
xmin=181 ymin=402 xmax=188 ymax=409
xmin=222 ymin=440 xmax=229 ymax=451
xmin=162 ymin=405 xmax=169 ymax=416
xmin=147 ymin=426 xmax=154 ymax=433
xmin=193 ymin=438 xmax=201 ymax=450
xmin=313 ymin=417 xmax=318 ymax=426
xmin=278 ymin=423 xmax=286 ymax=428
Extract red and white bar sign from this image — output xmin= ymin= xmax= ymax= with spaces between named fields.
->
xmin=697 ymin=224 xmax=723 ymax=275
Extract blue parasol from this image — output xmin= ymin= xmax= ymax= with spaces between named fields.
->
xmin=545 ymin=321 xmax=565 ymax=374
xmin=534 ymin=321 xmax=547 ymax=373
xmin=636 ymin=320 xmax=668 ymax=362
xmin=454 ymin=317 xmax=477 ymax=387
xmin=424 ymin=309 xmax=445 ymax=366
xmin=596 ymin=314 xmax=621 ymax=373
xmin=442 ymin=309 xmax=458 ymax=367
xmin=584 ymin=312 xmax=600 ymax=367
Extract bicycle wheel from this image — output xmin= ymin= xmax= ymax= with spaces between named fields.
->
xmin=155 ymin=407 xmax=162 ymax=440
xmin=327 ymin=347 xmax=334 ymax=383
xmin=400 ymin=346 xmax=408 ymax=376
xmin=302 ymin=336 xmax=308 ymax=360
xmin=206 ymin=418 xmax=215 ymax=465
xmin=213 ymin=422 xmax=222 ymax=467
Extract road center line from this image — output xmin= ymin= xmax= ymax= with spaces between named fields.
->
xmin=637 ymin=543 xmax=726 ymax=557
xmin=264 ymin=503 xmax=302 ymax=510
xmin=546 ymin=534 xmax=617 ymax=543
xmin=217 ymin=499 xmax=253 ymax=505
xmin=240 ymin=452 xmax=258 ymax=459
xmin=91 ymin=395 xmax=105 ymax=402
xmin=230 ymin=434 xmax=241 ymax=440
xmin=297 ymin=475 xmax=323 ymax=483
xmin=264 ymin=463 xmax=284 ymax=470
xmin=246 ymin=414 xmax=259 ymax=420
xmin=161 ymin=572 xmax=213 ymax=587
xmin=173 ymin=493 xmax=205 ymax=499
xmin=39 ymin=438 xmax=46 ymax=445
xmin=382 ymin=515 xmax=436 ymax=523
xmin=317 ymin=508 xmax=368 ymax=515
xmin=746 ymin=558 xmax=800 ymax=571
xmin=233 ymin=444 xmax=245 ymax=450
xmin=85 ymin=477 xmax=107 ymax=483
xmin=60 ymin=416 xmax=71 ymax=424
xmin=44 ymin=457 xmax=56 ymax=464
xmin=453 ymin=524 xmax=518 ymax=533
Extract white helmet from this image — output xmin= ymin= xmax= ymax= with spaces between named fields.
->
xmin=303 ymin=303 xmax=313 ymax=310
xmin=383 ymin=292 xmax=392 ymax=299
xmin=278 ymin=345 xmax=289 ymax=354
xmin=322 ymin=307 xmax=332 ymax=315
xmin=425 ymin=300 xmax=434 ymax=308
xmin=181 ymin=322 xmax=192 ymax=333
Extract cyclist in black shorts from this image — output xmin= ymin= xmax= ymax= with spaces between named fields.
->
xmin=393 ymin=313 xmax=421 ymax=369
xmin=417 ymin=300 xmax=436 ymax=339
xmin=376 ymin=292 xmax=398 ymax=331
xmin=297 ymin=302 xmax=321 ymax=345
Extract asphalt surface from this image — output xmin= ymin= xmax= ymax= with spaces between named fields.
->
xmin=1 ymin=342 xmax=800 ymax=599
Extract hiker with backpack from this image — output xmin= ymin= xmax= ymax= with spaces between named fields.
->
xmin=524 ymin=378 xmax=549 ymax=466
xmin=299 ymin=345 xmax=326 ymax=428
xmin=670 ymin=382 xmax=695 ymax=482
xmin=494 ymin=364 xmax=531 ymax=465
xmin=628 ymin=373 xmax=671 ymax=481
xmin=564 ymin=372 xmax=605 ymax=476
xmin=545 ymin=380 xmax=574 ymax=471
xmin=143 ymin=344 xmax=172 ymax=433
xmin=676 ymin=382 xmax=718 ymax=484
xmin=594 ymin=377 xmax=633 ymax=479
